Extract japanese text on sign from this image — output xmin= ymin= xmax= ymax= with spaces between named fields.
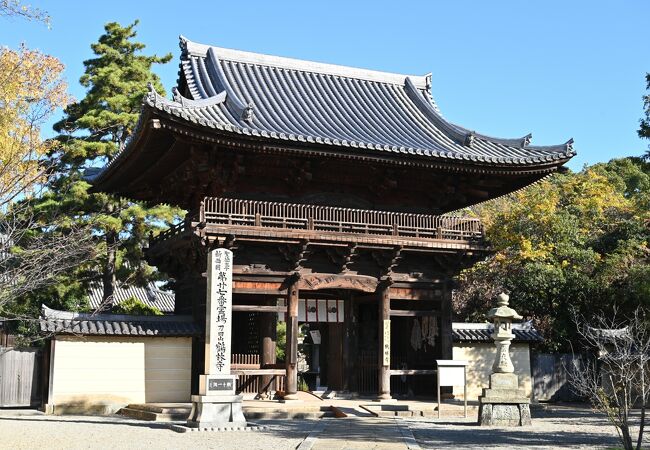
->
xmin=208 ymin=248 xmax=233 ymax=375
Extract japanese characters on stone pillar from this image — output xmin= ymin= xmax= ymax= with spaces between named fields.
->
xmin=200 ymin=248 xmax=237 ymax=395
xmin=208 ymin=248 xmax=232 ymax=375
xmin=188 ymin=248 xmax=246 ymax=429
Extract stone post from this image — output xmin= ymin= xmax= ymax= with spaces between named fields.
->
xmin=478 ymin=293 xmax=531 ymax=426
xmin=377 ymin=279 xmax=392 ymax=401
xmin=187 ymin=248 xmax=246 ymax=429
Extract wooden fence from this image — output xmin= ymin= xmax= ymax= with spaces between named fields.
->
xmin=532 ymin=353 xmax=584 ymax=402
xmin=0 ymin=347 xmax=41 ymax=407
xmin=355 ymin=351 xmax=378 ymax=394
xmin=231 ymin=353 xmax=285 ymax=395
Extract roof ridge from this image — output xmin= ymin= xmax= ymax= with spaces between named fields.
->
xmin=41 ymin=305 xmax=190 ymax=323
xmin=179 ymin=35 xmax=430 ymax=89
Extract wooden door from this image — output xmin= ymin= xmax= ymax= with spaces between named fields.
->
xmin=327 ymin=323 xmax=344 ymax=390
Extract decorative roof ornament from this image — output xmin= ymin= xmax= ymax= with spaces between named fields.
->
xmin=424 ymin=73 xmax=432 ymax=91
xmin=172 ymin=86 xmax=183 ymax=103
xmin=565 ymin=138 xmax=575 ymax=153
xmin=242 ymin=102 xmax=255 ymax=123
xmin=146 ymin=82 xmax=162 ymax=106
xmin=465 ymin=132 xmax=476 ymax=147
xmin=179 ymin=34 xmax=189 ymax=52
xmin=522 ymin=134 xmax=532 ymax=148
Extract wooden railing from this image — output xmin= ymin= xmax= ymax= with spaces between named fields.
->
xmin=150 ymin=198 xmax=484 ymax=246
xmin=148 ymin=221 xmax=186 ymax=246
xmin=231 ymin=353 xmax=285 ymax=395
xmin=201 ymin=198 xmax=483 ymax=242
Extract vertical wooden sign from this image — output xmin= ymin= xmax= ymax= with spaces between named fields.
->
xmin=206 ymin=248 xmax=233 ymax=375
xmin=383 ymin=319 xmax=391 ymax=366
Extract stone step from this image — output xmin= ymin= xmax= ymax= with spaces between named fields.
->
xmin=124 ymin=403 xmax=191 ymax=415
xmin=359 ymin=403 xmax=438 ymax=418
xmin=119 ymin=402 xmax=334 ymax=421
xmin=117 ymin=407 xmax=190 ymax=422
xmin=317 ymin=390 xmax=355 ymax=400
xmin=244 ymin=405 xmax=333 ymax=419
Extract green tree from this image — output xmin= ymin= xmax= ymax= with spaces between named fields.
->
xmin=454 ymin=158 xmax=650 ymax=351
xmin=35 ymin=21 xmax=182 ymax=311
xmin=640 ymin=73 xmax=650 ymax=160
xmin=112 ymin=297 xmax=162 ymax=316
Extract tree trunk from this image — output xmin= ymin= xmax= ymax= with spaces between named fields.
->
xmin=636 ymin=368 xmax=646 ymax=450
xmin=102 ymin=230 xmax=118 ymax=311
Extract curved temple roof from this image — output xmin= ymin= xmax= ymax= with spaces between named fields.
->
xmin=92 ymin=37 xmax=575 ymax=191
xmin=158 ymin=37 xmax=572 ymax=163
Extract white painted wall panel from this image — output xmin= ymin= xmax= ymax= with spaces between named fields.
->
xmin=451 ymin=342 xmax=532 ymax=401
xmin=50 ymin=336 xmax=191 ymax=413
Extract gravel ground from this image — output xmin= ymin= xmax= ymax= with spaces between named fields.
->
xmin=0 ymin=406 xmax=644 ymax=450
xmin=0 ymin=414 xmax=316 ymax=450
xmin=409 ymin=407 xmax=637 ymax=449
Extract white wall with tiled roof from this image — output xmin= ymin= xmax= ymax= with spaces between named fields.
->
xmin=452 ymin=342 xmax=532 ymax=401
xmin=47 ymin=336 xmax=191 ymax=414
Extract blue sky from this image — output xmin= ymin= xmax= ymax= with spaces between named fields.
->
xmin=2 ymin=0 xmax=648 ymax=170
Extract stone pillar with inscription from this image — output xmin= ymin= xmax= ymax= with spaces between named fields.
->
xmin=187 ymin=248 xmax=247 ymax=429
xmin=478 ymin=293 xmax=531 ymax=426
xmin=377 ymin=280 xmax=392 ymax=401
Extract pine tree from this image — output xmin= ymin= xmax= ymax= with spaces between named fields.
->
xmin=37 ymin=21 xmax=182 ymax=310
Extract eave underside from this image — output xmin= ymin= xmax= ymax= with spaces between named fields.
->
xmin=94 ymin=112 xmax=569 ymax=214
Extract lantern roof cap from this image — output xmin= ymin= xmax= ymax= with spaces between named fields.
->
xmin=487 ymin=293 xmax=523 ymax=320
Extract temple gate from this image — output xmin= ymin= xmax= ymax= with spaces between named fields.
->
xmin=90 ymin=36 xmax=574 ymax=400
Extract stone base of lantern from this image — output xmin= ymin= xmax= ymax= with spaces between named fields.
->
xmin=187 ymin=394 xmax=247 ymax=429
xmin=478 ymin=373 xmax=531 ymax=426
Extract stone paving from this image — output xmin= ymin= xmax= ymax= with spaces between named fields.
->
xmin=0 ymin=405 xmax=641 ymax=449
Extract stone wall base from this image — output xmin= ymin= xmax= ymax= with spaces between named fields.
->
xmin=478 ymin=402 xmax=531 ymax=426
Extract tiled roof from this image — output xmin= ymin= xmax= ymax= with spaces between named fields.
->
xmin=93 ymin=38 xmax=574 ymax=185
xmin=88 ymin=281 xmax=175 ymax=314
xmin=452 ymin=322 xmax=543 ymax=343
xmin=39 ymin=305 xmax=200 ymax=337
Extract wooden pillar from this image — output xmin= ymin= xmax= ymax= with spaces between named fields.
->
xmin=343 ymin=292 xmax=356 ymax=392
xmin=259 ymin=299 xmax=277 ymax=399
xmin=378 ymin=281 xmax=392 ymax=400
xmin=284 ymin=278 xmax=300 ymax=400
xmin=440 ymin=281 xmax=453 ymax=360
xmin=439 ymin=280 xmax=453 ymax=399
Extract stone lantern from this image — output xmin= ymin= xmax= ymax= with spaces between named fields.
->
xmin=489 ymin=292 xmax=522 ymax=374
xmin=478 ymin=293 xmax=531 ymax=426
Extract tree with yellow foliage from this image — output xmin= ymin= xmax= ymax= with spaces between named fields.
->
xmin=0 ymin=45 xmax=94 ymax=333
xmin=0 ymin=45 xmax=68 ymax=207
xmin=454 ymin=159 xmax=650 ymax=351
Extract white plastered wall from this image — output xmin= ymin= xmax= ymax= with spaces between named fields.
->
xmin=49 ymin=336 xmax=191 ymax=413
xmin=452 ymin=342 xmax=532 ymax=401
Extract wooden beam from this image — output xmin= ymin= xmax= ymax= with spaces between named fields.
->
xmin=232 ymin=305 xmax=287 ymax=313
xmin=389 ymin=369 xmax=437 ymax=376
xmin=389 ymin=287 xmax=442 ymax=300
xmin=388 ymin=310 xmax=438 ymax=317
xmin=230 ymin=369 xmax=286 ymax=376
